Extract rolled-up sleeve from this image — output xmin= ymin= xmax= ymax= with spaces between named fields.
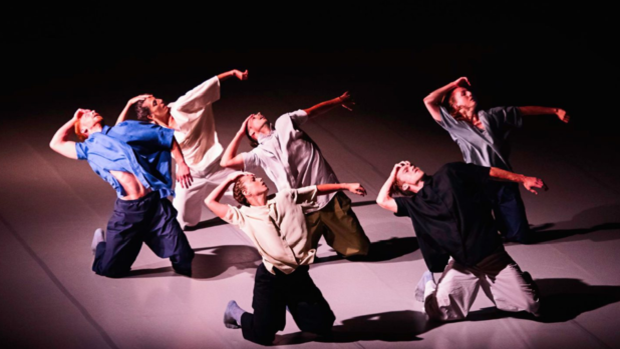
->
xmin=243 ymin=150 xmax=261 ymax=171
xmin=291 ymin=186 xmax=319 ymax=205
xmin=75 ymin=142 xmax=88 ymax=160
xmin=222 ymin=205 xmax=245 ymax=227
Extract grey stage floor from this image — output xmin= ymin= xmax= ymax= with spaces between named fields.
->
xmin=2 ymin=63 xmax=620 ymax=348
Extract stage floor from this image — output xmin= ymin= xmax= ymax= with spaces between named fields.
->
xmin=1 ymin=72 xmax=619 ymax=348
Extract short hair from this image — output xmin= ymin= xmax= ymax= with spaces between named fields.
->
xmin=74 ymin=117 xmax=87 ymax=142
xmin=390 ymin=182 xmax=414 ymax=197
xmin=245 ymin=114 xmax=259 ymax=148
xmin=133 ymin=99 xmax=151 ymax=121
xmin=233 ymin=177 xmax=251 ymax=206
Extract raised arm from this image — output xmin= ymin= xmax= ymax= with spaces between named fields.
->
xmin=205 ymin=171 xmax=246 ymax=219
xmin=489 ymin=167 xmax=548 ymax=195
xmin=303 ymin=91 xmax=355 ymax=119
xmin=376 ymin=162 xmax=408 ymax=213
xmin=49 ymin=112 xmax=79 ymax=159
xmin=423 ymin=77 xmax=470 ymax=122
xmin=517 ymin=106 xmax=570 ymax=123
xmin=217 ymin=69 xmax=248 ymax=82
xmin=170 ymin=138 xmax=193 ymax=188
xmin=316 ymin=183 xmax=367 ymax=197
xmin=220 ymin=116 xmax=251 ymax=170
xmin=116 ymin=94 xmax=153 ymax=125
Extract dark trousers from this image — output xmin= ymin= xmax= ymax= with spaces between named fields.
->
xmin=92 ymin=192 xmax=194 ymax=278
xmin=489 ymin=181 xmax=530 ymax=243
xmin=241 ymin=264 xmax=335 ymax=345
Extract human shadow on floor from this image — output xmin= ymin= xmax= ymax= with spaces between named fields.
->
xmin=467 ymin=278 xmax=620 ymax=323
xmin=313 ymin=236 xmax=420 ymax=265
xmin=524 ymin=203 xmax=620 ymax=245
xmin=126 ymin=245 xmax=261 ymax=279
xmin=350 ymin=200 xmax=378 ymax=208
xmin=184 ymin=217 xmax=228 ymax=231
xmin=275 ymin=310 xmax=429 ymax=345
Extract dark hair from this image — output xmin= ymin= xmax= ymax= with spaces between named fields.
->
xmin=245 ymin=116 xmax=259 ymax=148
xmin=390 ymin=182 xmax=414 ymax=197
xmin=133 ymin=99 xmax=151 ymax=121
xmin=233 ymin=177 xmax=251 ymax=206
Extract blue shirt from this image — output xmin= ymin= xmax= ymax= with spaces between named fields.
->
xmin=438 ymin=106 xmax=522 ymax=171
xmin=75 ymin=121 xmax=175 ymax=198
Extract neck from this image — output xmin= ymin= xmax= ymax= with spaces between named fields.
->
xmin=247 ymin=194 xmax=268 ymax=207
xmin=409 ymin=179 xmax=426 ymax=194
xmin=91 ymin=124 xmax=103 ymax=134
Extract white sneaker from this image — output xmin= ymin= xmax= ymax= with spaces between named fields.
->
xmin=91 ymin=228 xmax=105 ymax=255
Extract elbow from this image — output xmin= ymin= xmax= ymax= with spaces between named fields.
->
xmin=375 ymin=197 xmax=386 ymax=209
xmin=220 ymin=159 xmax=232 ymax=168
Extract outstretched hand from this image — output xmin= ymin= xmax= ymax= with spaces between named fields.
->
xmin=522 ymin=176 xmax=548 ymax=195
xmin=339 ymin=91 xmax=355 ymax=111
xmin=556 ymin=108 xmax=570 ymax=123
xmin=233 ymin=69 xmax=249 ymax=81
xmin=347 ymin=183 xmax=367 ymax=196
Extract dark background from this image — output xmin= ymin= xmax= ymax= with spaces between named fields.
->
xmin=3 ymin=3 xmax=617 ymax=138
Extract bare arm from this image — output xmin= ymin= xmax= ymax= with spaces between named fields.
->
xmin=49 ymin=112 xmax=79 ymax=159
xmin=376 ymin=162 xmax=408 ymax=213
xmin=217 ymin=69 xmax=248 ymax=82
xmin=220 ymin=116 xmax=251 ymax=170
xmin=316 ymin=183 xmax=367 ymax=197
xmin=303 ymin=91 xmax=355 ymax=119
xmin=171 ymin=138 xmax=193 ymax=188
xmin=489 ymin=167 xmax=548 ymax=195
xmin=423 ymin=77 xmax=470 ymax=122
xmin=517 ymin=106 xmax=570 ymax=123
xmin=116 ymin=94 xmax=153 ymax=125
xmin=205 ymin=171 xmax=246 ymax=219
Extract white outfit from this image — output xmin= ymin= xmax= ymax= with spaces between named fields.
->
xmin=242 ymin=110 xmax=338 ymax=213
xmin=169 ymin=76 xmax=234 ymax=228
xmin=423 ymin=249 xmax=540 ymax=321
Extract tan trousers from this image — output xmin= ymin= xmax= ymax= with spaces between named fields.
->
xmin=424 ymin=249 xmax=540 ymax=321
xmin=305 ymin=192 xmax=370 ymax=257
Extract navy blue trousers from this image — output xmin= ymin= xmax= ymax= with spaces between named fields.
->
xmin=489 ymin=181 xmax=530 ymax=243
xmin=241 ymin=264 xmax=335 ymax=345
xmin=92 ymin=192 xmax=194 ymax=278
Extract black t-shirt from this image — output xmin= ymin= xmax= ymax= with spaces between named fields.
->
xmin=395 ymin=162 xmax=503 ymax=272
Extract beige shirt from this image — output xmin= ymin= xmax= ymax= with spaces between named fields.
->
xmin=243 ymin=110 xmax=338 ymax=213
xmin=222 ymin=186 xmax=320 ymax=274
xmin=170 ymin=76 xmax=223 ymax=171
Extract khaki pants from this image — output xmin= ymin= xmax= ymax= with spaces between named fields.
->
xmin=424 ymin=249 xmax=540 ymax=321
xmin=305 ymin=192 xmax=370 ymax=257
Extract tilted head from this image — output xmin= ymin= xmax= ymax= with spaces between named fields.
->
xmin=74 ymin=109 xmax=104 ymax=141
xmin=245 ymin=112 xmax=270 ymax=148
xmin=445 ymin=86 xmax=477 ymax=120
xmin=392 ymin=162 xmax=426 ymax=195
xmin=233 ymin=173 xmax=269 ymax=206
xmin=135 ymin=96 xmax=171 ymax=125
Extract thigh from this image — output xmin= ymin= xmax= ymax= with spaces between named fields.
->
xmin=479 ymin=251 xmax=540 ymax=315
xmin=144 ymin=198 xmax=193 ymax=260
xmin=172 ymin=172 xmax=210 ymax=227
xmin=285 ymin=266 xmax=335 ymax=335
xmin=304 ymin=210 xmax=326 ymax=250
xmin=93 ymin=202 xmax=146 ymax=277
xmin=241 ymin=264 xmax=287 ymax=344
xmin=319 ymin=192 xmax=370 ymax=256
xmin=425 ymin=259 xmax=482 ymax=321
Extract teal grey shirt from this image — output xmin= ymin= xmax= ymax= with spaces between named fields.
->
xmin=437 ymin=106 xmax=522 ymax=171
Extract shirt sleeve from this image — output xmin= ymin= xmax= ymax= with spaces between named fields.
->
xmin=290 ymin=186 xmax=319 ymax=205
xmin=242 ymin=150 xmax=261 ymax=171
xmin=75 ymin=142 xmax=87 ymax=160
xmin=287 ymin=109 xmax=309 ymax=128
xmin=394 ymin=197 xmax=412 ymax=217
xmin=435 ymin=106 xmax=457 ymax=130
xmin=172 ymin=76 xmax=221 ymax=114
xmin=113 ymin=121 xmax=175 ymax=149
xmin=222 ymin=205 xmax=245 ymax=226
xmin=485 ymin=106 xmax=522 ymax=129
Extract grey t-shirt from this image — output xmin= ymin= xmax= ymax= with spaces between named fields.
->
xmin=437 ymin=106 xmax=522 ymax=171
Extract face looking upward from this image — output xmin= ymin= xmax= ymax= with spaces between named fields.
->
xmin=395 ymin=163 xmax=426 ymax=193
xmin=141 ymin=96 xmax=171 ymax=125
xmin=239 ymin=173 xmax=269 ymax=199
xmin=246 ymin=112 xmax=270 ymax=140
xmin=76 ymin=109 xmax=104 ymax=140
xmin=449 ymin=86 xmax=477 ymax=112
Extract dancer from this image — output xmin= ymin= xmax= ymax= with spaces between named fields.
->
xmin=220 ymin=92 xmax=370 ymax=258
xmin=376 ymin=161 xmax=545 ymax=320
xmin=119 ymin=69 xmax=248 ymax=229
xmin=49 ymin=109 xmax=194 ymax=277
xmin=424 ymin=77 xmax=569 ymax=243
xmin=205 ymin=171 xmax=367 ymax=345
